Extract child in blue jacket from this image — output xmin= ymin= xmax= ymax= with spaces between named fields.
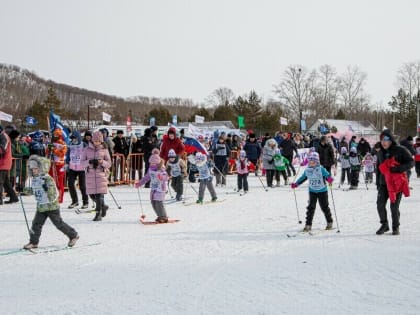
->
xmin=291 ymin=152 xmax=334 ymax=232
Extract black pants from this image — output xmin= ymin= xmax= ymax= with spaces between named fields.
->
xmin=284 ymin=155 xmax=296 ymax=176
xmin=30 ymin=210 xmax=77 ymax=244
xmin=376 ymin=184 xmax=401 ymax=229
xmin=67 ymin=169 xmax=88 ymax=205
xmin=277 ymin=170 xmax=287 ymax=184
xmin=266 ymin=169 xmax=275 ymax=187
xmin=350 ymin=169 xmax=359 ymax=187
xmin=0 ymin=170 xmax=18 ymax=203
xmin=170 ymin=176 xmax=184 ymax=200
xmin=415 ymin=161 xmax=420 ymax=177
xmin=340 ymin=168 xmax=350 ymax=185
xmin=305 ymin=191 xmax=333 ymax=226
xmin=237 ymin=173 xmax=249 ymax=191
xmin=90 ymin=194 xmax=104 ymax=213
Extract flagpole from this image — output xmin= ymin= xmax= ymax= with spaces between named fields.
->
xmin=87 ymin=105 xmax=90 ymax=130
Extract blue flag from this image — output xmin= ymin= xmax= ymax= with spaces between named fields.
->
xmin=25 ymin=116 xmax=38 ymax=125
xmin=49 ymin=111 xmax=69 ymax=144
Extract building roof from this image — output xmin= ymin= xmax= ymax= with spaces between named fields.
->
xmin=307 ymin=119 xmax=379 ymax=135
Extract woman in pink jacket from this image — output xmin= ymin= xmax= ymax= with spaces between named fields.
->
xmin=81 ymin=131 xmax=111 ymax=221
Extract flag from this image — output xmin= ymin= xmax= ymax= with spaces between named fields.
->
xmin=280 ymin=117 xmax=288 ymax=126
xmin=25 ymin=116 xmax=38 ymax=125
xmin=238 ymin=116 xmax=245 ymax=128
xmin=102 ymin=112 xmax=111 ymax=122
xmin=150 ymin=117 xmax=155 ymax=126
xmin=172 ymin=115 xmax=177 ymax=126
xmin=195 ymin=115 xmax=204 ymax=123
xmin=183 ymin=136 xmax=208 ymax=155
xmin=0 ymin=111 xmax=13 ymax=122
xmin=49 ymin=111 xmax=69 ymax=144
xmin=348 ymin=124 xmax=354 ymax=132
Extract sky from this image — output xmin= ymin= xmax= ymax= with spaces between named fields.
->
xmin=1 ymin=0 xmax=420 ymax=106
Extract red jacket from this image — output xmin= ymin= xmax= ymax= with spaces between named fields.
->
xmin=378 ymin=157 xmax=410 ymax=203
xmin=159 ymin=135 xmax=185 ymax=161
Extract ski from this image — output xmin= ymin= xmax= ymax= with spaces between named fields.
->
xmin=75 ymin=208 xmax=95 ymax=214
xmin=139 ymin=218 xmax=180 ymax=225
xmin=0 ymin=242 xmax=101 ymax=256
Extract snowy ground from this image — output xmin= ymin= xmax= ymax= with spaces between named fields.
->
xmin=1 ymin=170 xmax=420 ymax=315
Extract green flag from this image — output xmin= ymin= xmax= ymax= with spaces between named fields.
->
xmin=238 ymin=116 xmax=245 ymax=128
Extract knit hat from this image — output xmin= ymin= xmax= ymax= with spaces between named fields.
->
xmin=168 ymin=149 xmax=177 ymax=158
xmin=308 ymin=152 xmax=320 ymax=163
xmin=84 ymin=131 xmax=92 ymax=137
xmin=149 ymin=148 xmax=161 ymax=164
xmin=92 ymin=131 xmax=103 ymax=143
xmin=117 ymin=130 xmax=124 ymax=135
xmin=195 ymin=152 xmax=206 ymax=162
xmin=340 ymin=147 xmax=347 ymax=154
xmin=407 ymin=136 xmax=413 ymax=141
xmin=239 ymin=150 xmax=247 ymax=158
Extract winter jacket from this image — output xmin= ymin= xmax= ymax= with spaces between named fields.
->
xmin=113 ymin=135 xmax=129 ymax=157
xmin=349 ymin=153 xmax=361 ymax=171
xmin=273 ymin=153 xmax=289 ymax=171
xmin=243 ymin=139 xmax=261 ymax=160
xmin=236 ymin=158 xmax=249 ymax=175
xmin=362 ymin=157 xmax=375 ymax=173
xmin=0 ymin=132 xmax=13 ymax=170
xmin=46 ymin=129 xmax=67 ymax=167
xmin=357 ymin=138 xmax=371 ymax=157
xmin=66 ymin=131 xmax=87 ymax=171
xmin=80 ymin=142 xmax=111 ymax=195
xmin=317 ymin=142 xmax=335 ymax=168
xmin=375 ymin=129 xmax=414 ymax=188
xmin=295 ymin=164 xmax=331 ymax=193
xmin=212 ymin=140 xmax=230 ymax=171
xmin=262 ymin=140 xmax=277 ymax=170
xmin=160 ymin=135 xmax=185 ymax=161
xmin=166 ymin=156 xmax=187 ymax=178
xmin=137 ymin=167 xmax=168 ymax=201
xmin=28 ymin=155 xmax=60 ymax=212
xmin=414 ymin=142 xmax=420 ymax=162
xmin=378 ymin=157 xmax=410 ymax=203
xmin=340 ymin=154 xmax=350 ymax=169
xmin=279 ymin=138 xmax=297 ymax=157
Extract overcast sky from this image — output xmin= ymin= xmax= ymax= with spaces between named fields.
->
xmin=1 ymin=0 xmax=419 ymax=107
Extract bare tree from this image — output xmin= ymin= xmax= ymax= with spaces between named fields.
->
xmin=273 ymin=65 xmax=316 ymax=121
xmin=338 ymin=65 xmax=370 ymax=119
xmin=396 ymin=61 xmax=420 ymax=101
xmin=206 ymin=87 xmax=236 ymax=107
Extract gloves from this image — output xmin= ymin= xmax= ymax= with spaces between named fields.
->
xmin=390 ymin=166 xmax=401 ymax=173
xmin=268 ymin=159 xmax=274 ymax=164
xmin=42 ymin=182 xmax=48 ymax=192
xmin=291 ymin=183 xmax=298 ymax=189
xmin=326 ymin=177 xmax=334 ymax=184
xmin=89 ymin=159 xmax=99 ymax=168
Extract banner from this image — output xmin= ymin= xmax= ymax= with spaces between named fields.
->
xmin=172 ymin=115 xmax=177 ymax=126
xmin=102 ymin=112 xmax=111 ymax=122
xmin=25 ymin=116 xmax=38 ymax=125
xmin=238 ymin=116 xmax=245 ymax=128
xmin=0 ymin=111 xmax=13 ymax=122
xmin=149 ymin=117 xmax=155 ymax=127
xmin=280 ymin=117 xmax=288 ymax=126
xmin=195 ymin=115 xmax=204 ymax=124
xmin=301 ymin=120 xmax=306 ymax=132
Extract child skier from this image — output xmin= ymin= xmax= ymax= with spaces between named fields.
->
xmin=166 ymin=149 xmax=187 ymax=201
xmin=291 ymin=152 xmax=334 ymax=232
xmin=349 ymin=147 xmax=361 ymax=190
xmin=273 ymin=148 xmax=289 ymax=186
xmin=135 ymin=148 xmax=169 ymax=223
xmin=190 ymin=152 xmax=217 ymax=203
xmin=362 ymin=152 xmax=375 ymax=184
xmin=236 ymin=150 xmax=249 ymax=193
xmin=23 ymin=155 xmax=79 ymax=249
xmin=339 ymin=147 xmax=351 ymax=186
xmin=262 ymin=138 xmax=277 ymax=188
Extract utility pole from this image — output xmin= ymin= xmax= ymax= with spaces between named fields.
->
xmin=298 ymin=68 xmax=302 ymax=133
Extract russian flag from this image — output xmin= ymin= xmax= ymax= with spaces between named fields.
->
xmin=183 ymin=136 xmax=208 ymax=155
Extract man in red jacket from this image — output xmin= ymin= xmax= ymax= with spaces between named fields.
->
xmin=375 ymin=129 xmax=413 ymax=235
xmin=0 ymin=125 xmax=19 ymax=204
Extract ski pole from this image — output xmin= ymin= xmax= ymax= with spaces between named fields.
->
xmin=212 ymin=163 xmax=228 ymax=186
xmin=18 ymin=194 xmax=34 ymax=236
xmin=108 ymin=188 xmax=122 ymax=209
xmin=167 ymin=179 xmax=174 ymax=199
xmin=292 ymin=189 xmax=302 ymax=224
xmin=257 ymin=175 xmax=268 ymax=191
xmin=329 ymin=186 xmax=341 ymax=233
xmin=137 ymin=188 xmax=145 ymax=219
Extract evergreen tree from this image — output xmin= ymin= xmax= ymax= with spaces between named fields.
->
xmin=233 ymin=91 xmax=263 ymax=129
xmin=26 ymin=99 xmax=49 ymax=130
xmin=188 ymin=107 xmax=211 ymax=122
xmin=147 ymin=107 xmax=172 ymax=125
xmin=213 ymin=103 xmax=236 ymax=122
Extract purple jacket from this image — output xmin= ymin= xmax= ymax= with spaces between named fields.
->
xmin=136 ymin=167 xmax=168 ymax=201
xmin=80 ymin=142 xmax=111 ymax=195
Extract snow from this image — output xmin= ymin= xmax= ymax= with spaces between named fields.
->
xmin=1 ymin=172 xmax=420 ymax=315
